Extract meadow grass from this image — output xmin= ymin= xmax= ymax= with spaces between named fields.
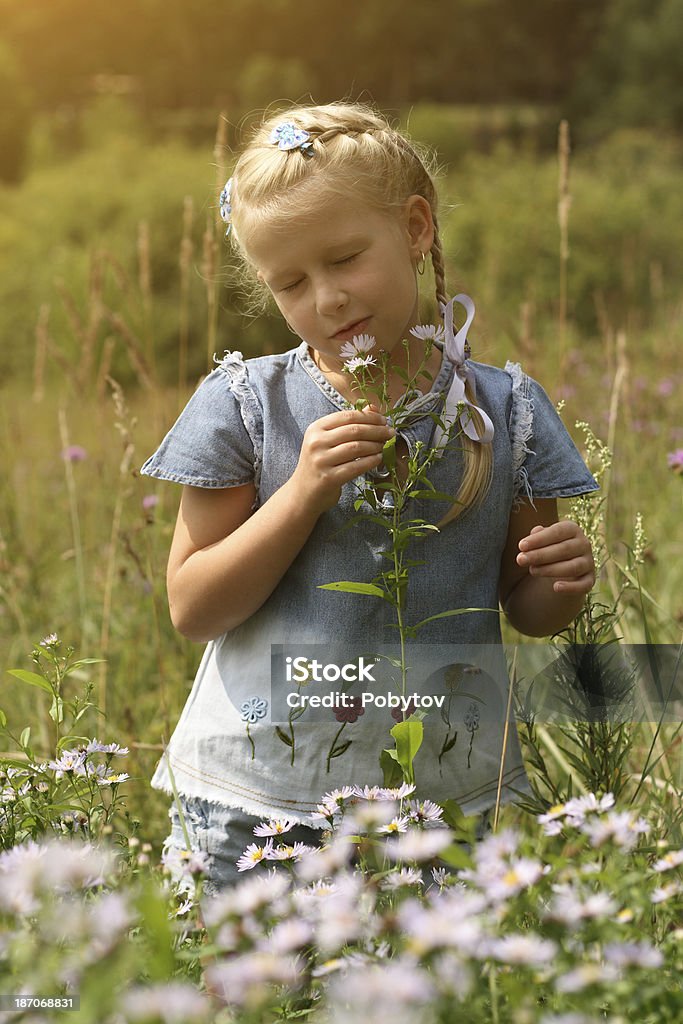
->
xmin=0 ymin=112 xmax=681 ymax=852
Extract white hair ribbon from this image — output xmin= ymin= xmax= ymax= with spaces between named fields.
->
xmin=431 ymin=293 xmax=495 ymax=454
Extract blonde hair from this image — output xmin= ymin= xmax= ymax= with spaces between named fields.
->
xmin=226 ymin=100 xmax=492 ymax=523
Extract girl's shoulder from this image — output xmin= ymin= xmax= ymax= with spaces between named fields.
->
xmin=213 ymin=344 xmax=301 ymax=389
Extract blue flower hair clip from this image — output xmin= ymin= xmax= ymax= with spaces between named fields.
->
xmin=219 ymin=177 xmax=233 ymax=237
xmin=269 ymin=122 xmax=314 ymax=156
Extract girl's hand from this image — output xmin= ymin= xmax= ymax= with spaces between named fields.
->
xmin=516 ymin=520 xmax=595 ymax=595
xmin=291 ymin=403 xmax=395 ymax=514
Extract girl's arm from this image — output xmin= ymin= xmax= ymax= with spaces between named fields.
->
xmin=166 ymin=406 xmax=394 ymax=642
xmin=498 ymin=498 xmax=595 ymax=638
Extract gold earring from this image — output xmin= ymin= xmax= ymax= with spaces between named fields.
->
xmin=285 ymin=320 xmax=298 ymax=335
xmin=416 ymin=251 xmax=426 ymax=276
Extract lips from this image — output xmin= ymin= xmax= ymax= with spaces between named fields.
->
xmin=332 ymin=317 xmax=370 ymax=340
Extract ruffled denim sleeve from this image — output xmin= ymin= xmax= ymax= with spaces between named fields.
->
xmin=505 ymin=361 xmax=599 ymax=505
xmin=140 ymin=352 xmax=262 ymax=491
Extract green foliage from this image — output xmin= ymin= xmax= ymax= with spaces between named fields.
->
xmin=568 ymin=0 xmax=683 ymax=138
xmin=0 ymin=637 xmax=132 ymax=849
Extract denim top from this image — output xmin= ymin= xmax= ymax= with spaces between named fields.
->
xmin=141 ymin=334 xmax=598 ymax=823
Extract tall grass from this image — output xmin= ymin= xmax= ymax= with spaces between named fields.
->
xmin=0 ymin=111 xmax=681 ymax=847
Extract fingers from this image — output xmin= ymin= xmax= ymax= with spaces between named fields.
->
xmin=516 ymin=520 xmax=595 ymax=591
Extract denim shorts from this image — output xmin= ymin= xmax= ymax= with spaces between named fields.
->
xmin=165 ymin=794 xmax=493 ymax=896
xmin=165 ymin=795 xmax=323 ymax=895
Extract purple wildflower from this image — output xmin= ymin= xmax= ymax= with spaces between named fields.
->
xmin=61 ymin=445 xmax=87 ymax=462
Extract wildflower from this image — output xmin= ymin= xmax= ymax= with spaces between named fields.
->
xmin=405 ymin=798 xmax=444 ymax=823
xmin=104 ymin=742 xmax=129 ymax=755
xmin=378 ymin=782 xmax=417 ymax=800
xmin=142 ymin=494 xmax=159 ymax=510
xmin=398 ymin=899 xmax=484 ymax=955
xmin=410 ymin=323 xmax=445 ymax=343
xmin=555 ymin=962 xmax=620 ymax=993
xmin=563 ymin=792 xmax=615 ymax=824
xmin=236 ymin=839 xmax=274 ymax=871
xmin=203 ymin=870 xmax=290 ymax=924
xmin=352 ymin=784 xmax=386 ymax=800
xmin=488 ymin=934 xmax=557 ymax=965
xmin=205 ymin=952 xmax=302 ymax=1008
xmin=339 ymin=334 xmax=376 ymax=360
xmin=652 ymin=848 xmax=683 ymax=872
xmin=123 ymin=982 xmax=210 ymax=1022
xmin=327 ymin=961 xmax=435 ymax=1015
xmin=381 ymin=867 xmax=423 ymax=890
xmin=321 ymin=785 xmax=355 ymax=807
xmin=431 ymin=866 xmax=451 ymax=888
xmin=667 ymin=448 xmax=683 ymax=475
xmin=377 ymin=815 xmax=410 ymax=835
xmin=344 ymin=354 xmax=377 ymax=373
xmin=48 ymin=750 xmax=87 ymax=778
xmin=581 ymin=810 xmax=649 ymax=850
xmin=40 ymin=632 xmax=60 ymax=647
xmin=253 ymin=818 xmax=297 ymax=837
xmin=296 ymin=840 xmax=352 ymax=882
xmin=385 ymin=828 xmax=452 ymax=863
xmin=546 ymin=885 xmax=618 ymax=925
xmin=61 ymin=445 xmax=87 ymax=462
xmin=97 ymin=772 xmax=130 ymax=786
xmin=60 ymin=811 xmax=89 ymax=834
xmin=268 ymin=841 xmax=315 ymax=862
xmin=260 ymin=918 xmax=313 ymax=955
xmin=342 ymin=799 xmax=398 ymax=834
xmin=602 ymin=940 xmax=663 ymax=969
xmin=651 ymin=881 xmax=682 ymax=903
xmin=540 ymin=1016 xmax=606 ymax=1024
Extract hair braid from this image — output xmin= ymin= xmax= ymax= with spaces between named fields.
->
xmin=429 ymin=214 xmax=448 ymax=311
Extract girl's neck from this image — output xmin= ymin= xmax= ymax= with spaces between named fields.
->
xmin=310 ymin=340 xmax=443 ymax=411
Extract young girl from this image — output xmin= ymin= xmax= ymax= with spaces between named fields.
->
xmin=141 ymin=101 xmax=597 ymax=892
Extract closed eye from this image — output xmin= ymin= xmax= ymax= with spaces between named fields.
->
xmin=335 ymin=253 xmax=360 ymax=265
xmin=281 ymin=279 xmax=303 ymax=293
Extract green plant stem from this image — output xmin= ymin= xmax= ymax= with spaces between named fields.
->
xmin=58 ymin=408 xmax=88 ymax=646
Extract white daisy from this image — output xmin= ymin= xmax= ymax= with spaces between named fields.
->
xmin=253 ymin=818 xmax=297 ymax=837
xmin=409 ymin=323 xmax=445 ymax=343
xmin=339 ymin=334 xmax=376 ymax=359
xmin=236 ymin=839 xmax=274 ymax=871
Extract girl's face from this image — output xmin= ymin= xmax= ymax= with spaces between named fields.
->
xmin=246 ymin=193 xmax=434 ymax=366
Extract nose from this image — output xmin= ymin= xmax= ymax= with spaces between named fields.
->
xmin=313 ymin=274 xmax=347 ymax=317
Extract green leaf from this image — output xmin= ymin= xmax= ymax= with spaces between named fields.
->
xmin=19 ymin=726 xmax=31 ymax=749
xmin=408 ymin=490 xmax=454 ymax=502
xmin=438 ymin=843 xmax=474 ymax=871
xmin=0 ymin=708 xmax=6 ymax=728
xmin=317 ymin=581 xmax=388 ymax=599
xmin=439 ymin=801 xmax=479 ymax=844
xmin=275 ymin=726 xmax=293 ymax=747
xmin=380 ymin=747 xmax=404 ymax=788
xmin=382 ymin=434 xmax=397 ymax=471
xmin=390 ymin=718 xmax=424 ymax=784
xmin=6 ymin=669 xmax=53 ymax=695
xmin=49 ymin=696 xmax=64 ymax=724
xmin=411 ymin=606 xmax=498 ymax=630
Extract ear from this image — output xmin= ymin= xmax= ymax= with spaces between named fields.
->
xmin=404 ymin=195 xmax=435 ymax=259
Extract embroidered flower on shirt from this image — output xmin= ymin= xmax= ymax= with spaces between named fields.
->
xmin=239 ymin=696 xmax=269 ymax=724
